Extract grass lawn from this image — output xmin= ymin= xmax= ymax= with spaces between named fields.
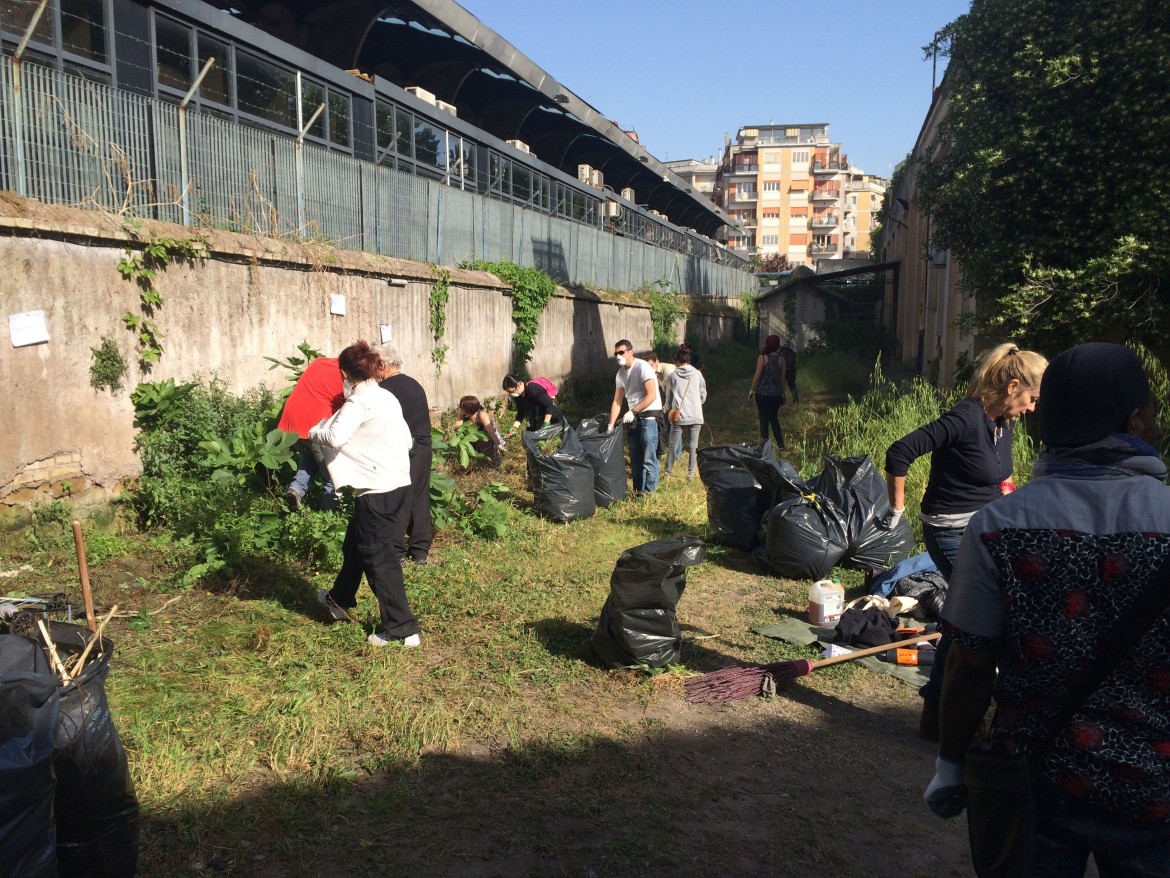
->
xmin=3 ymin=341 xmax=983 ymax=877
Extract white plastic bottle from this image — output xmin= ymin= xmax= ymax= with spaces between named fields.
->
xmin=808 ymin=578 xmax=845 ymax=626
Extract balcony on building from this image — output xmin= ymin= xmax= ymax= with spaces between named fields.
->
xmin=811 ymin=187 xmax=840 ymax=201
xmin=731 ymin=163 xmax=759 ymax=175
xmin=809 ymin=243 xmax=838 ymax=255
xmin=812 ymin=159 xmax=846 ymax=175
xmin=809 ymin=213 xmax=838 ymax=229
xmin=732 ymin=190 xmax=758 ymax=203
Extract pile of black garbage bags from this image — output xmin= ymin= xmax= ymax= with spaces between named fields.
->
xmin=1 ymin=621 xmax=139 ymax=878
xmin=522 ymin=416 xmax=628 ymax=523
xmin=697 ymin=444 xmax=914 ymax=579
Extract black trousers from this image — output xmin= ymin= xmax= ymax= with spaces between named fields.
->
xmin=393 ymin=441 xmax=433 ymax=562
xmin=786 ymin=371 xmax=799 ymax=403
xmin=755 ymin=394 xmax=785 ymax=446
xmin=329 ymin=487 xmax=418 ymax=637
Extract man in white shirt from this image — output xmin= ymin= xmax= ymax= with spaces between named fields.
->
xmin=606 ymin=339 xmax=662 ymax=494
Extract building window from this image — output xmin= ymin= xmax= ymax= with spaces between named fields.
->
xmin=236 ymin=50 xmax=296 ymax=128
xmin=197 ymin=33 xmax=232 ymax=106
xmin=762 ymin=181 xmax=780 ymax=192
xmin=761 ymin=234 xmax=779 ymax=246
xmin=791 ymin=150 xmax=809 ymax=164
xmin=154 ymin=15 xmax=191 ymax=90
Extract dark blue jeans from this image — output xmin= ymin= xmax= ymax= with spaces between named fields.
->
xmin=920 ymin=522 xmax=966 ymax=702
xmin=1001 ymin=773 xmax=1170 ymax=877
xmin=755 ymin=394 xmax=785 ymax=446
xmin=628 ymin=414 xmax=659 ymax=494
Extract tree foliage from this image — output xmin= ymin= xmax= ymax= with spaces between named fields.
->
xmin=918 ymin=0 xmax=1170 ymax=351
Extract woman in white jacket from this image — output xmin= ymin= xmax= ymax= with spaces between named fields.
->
xmin=310 ymin=341 xmax=420 ymax=647
xmin=664 ymin=348 xmax=707 ymax=480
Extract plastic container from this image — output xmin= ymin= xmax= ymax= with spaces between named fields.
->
xmin=808 ymin=578 xmax=845 ymax=626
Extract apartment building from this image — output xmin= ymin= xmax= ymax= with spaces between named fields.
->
xmin=715 ymin=123 xmax=886 ymax=266
xmin=664 ymin=157 xmax=719 ymax=201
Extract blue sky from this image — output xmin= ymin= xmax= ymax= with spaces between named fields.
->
xmin=459 ymin=0 xmax=972 ymax=178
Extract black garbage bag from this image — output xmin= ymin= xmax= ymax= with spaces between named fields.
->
xmin=754 ymin=492 xmax=850 ymax=580
xmin=522 ymin=425 xmax=597 ymax=523
xmin=698 ymin=444 xmax=807 ymax=549
xmin=0 ymin=634 xmax=60 ymax=878
xmin=48 ymin=622 xmax=139 ymax=878
xmin=811 ymin=455 xmax=914 ymax=569
xmin=575 ymin=414 xmax=628 ymax=507
xmin=592 ymin=535 xmax=706 ymax=669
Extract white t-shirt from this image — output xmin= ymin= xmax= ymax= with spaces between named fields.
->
xmin=616 ymin=358 xmax=662 ymax=412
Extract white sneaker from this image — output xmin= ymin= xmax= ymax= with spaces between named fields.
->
xmin=317 ymin=589 xmax=351 ymax=622
xmin=367 ymin=630 xmax=421 ymax=648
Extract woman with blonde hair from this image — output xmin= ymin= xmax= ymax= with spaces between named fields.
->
xmin=884 ymin=342 xmax=1048 ymax=739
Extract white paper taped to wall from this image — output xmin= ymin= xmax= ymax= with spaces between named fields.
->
xmin=330 ymin=294 xmax=346 ymax=316
xmin=379 ymin=323 xmax=392 ymax=343
xmin=8 ymin=310 xmax=49 ymax=347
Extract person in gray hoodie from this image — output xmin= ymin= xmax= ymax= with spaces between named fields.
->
xmin=664 ymin=348 xmax=707 ymax=479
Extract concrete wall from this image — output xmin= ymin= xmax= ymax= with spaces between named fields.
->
xmin=0 ymin=203 xmax=741 ymax=513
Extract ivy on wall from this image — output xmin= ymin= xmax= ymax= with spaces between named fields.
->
xmin=118 ymin=235 xmax=209 ymax=368
xmin=430 ymin=266 xmax=451 ymax=375
xmin=462 ymin=259 xmax=556 ymax=373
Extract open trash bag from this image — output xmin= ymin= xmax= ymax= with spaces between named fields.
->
xmin=592 ymin=535 xmax=706 ymax=669
xmin=575 ymin=414 xmax=628 ymax=508
xmin=698 ymin=444 xmax=807 ymax=549
xmin=47 ymin=622 xmax=139 ymax=878
xmin=0 ymin=634 xmax=60 ymax=878
xmin=522 ymin=425 xmax=597 ymax=523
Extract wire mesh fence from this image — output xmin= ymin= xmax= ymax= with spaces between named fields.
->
xmin=0 ymin=55 xmax=752 ymax=295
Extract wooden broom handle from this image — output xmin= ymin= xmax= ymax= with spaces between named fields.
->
xmin=809 ymin=631 xmax=941 ymax=669
xmin=72 ymin=520 xmax=96 ymax=632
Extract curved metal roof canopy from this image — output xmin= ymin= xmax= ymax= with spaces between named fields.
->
xmin=203 ymin=0 xmax=733 ymax=237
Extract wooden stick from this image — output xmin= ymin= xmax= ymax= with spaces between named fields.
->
xmin=72 ymin=520 xmax=96 ymax=632
xmin=809 ymin=631 xmax=941 ymax=670
xmin=36 ymin=619 xmax=70 ymax=684
xmin=67 ymin=604 xmax=118 ymax=681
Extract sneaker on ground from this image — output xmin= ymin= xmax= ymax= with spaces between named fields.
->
xmin=284 ymin=489 xmax=303 ymax=511
xmin=317 ymin=589 xmax=351 ymax=622
xmin=368 ymin=630 xmax=422 ymax=648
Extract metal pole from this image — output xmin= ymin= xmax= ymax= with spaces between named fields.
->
xmin=178 ymin=57 xmax=216 ymax=226
xmin=295 ymin=102 xmax=326 ymax=237
xmin=11 ymin=0 xmax=52 ymax=198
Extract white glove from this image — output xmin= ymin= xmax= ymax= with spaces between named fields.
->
xmin=748 ymin=390 xmax=755 ymax=401
xmin=622 ymin=410 xmax=635 ymax=425
xmin=924 ymin=753 xmax=967 ymax=819
xmin=606 ymin=424 xmax=614 ymax=434
xmin=881 ymin=507 xmax=905 ymax=530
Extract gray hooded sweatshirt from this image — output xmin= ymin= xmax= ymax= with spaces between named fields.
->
xmin=664 ymin=365 xmax=706 ymax=425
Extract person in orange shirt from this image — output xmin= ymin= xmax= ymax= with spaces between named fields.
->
xmin=277 ymin=356 xmax=344 ymax=511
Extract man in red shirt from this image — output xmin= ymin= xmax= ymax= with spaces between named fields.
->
xmin=277 ymin=356 xmax=344 ymax=510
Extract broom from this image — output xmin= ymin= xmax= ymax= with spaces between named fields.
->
xmin=685 ymin=631 xmax=941 ymax=704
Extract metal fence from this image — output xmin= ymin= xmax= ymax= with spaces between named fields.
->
xmin=0 ymin=56 xmax=753 ymax=296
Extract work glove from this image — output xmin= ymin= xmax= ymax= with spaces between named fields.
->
xmin=622 ymin=410 xmax=636 ymax=425
xmin=747 ymin=390 xmax=755 ymax=401
xmin=924 ymin=753 xmax=967 ymax=819
xmin=878 ymin=507 xmax=905 ymax=531
xmin=606 ymin=423 xmax=615 ymax=434
xmin=511 ymin=420 xmax=521 ymax=431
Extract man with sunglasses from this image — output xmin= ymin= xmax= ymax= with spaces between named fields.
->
xmin=607 ymin=340 xmax=662 ymax=495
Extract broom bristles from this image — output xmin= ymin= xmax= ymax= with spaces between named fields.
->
xmin=685 ymin=658 xmax=814 ymax=704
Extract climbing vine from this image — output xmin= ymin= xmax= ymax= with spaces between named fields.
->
xmin=118 ymin=235 xmax=209 ymax=367
xmin=429 ymin=266 xmax=451 ymax=375
xmin=462 ymin=259 xmax=557 ymax=372
xmin=644 ymin=278 xmax=685 ymax=352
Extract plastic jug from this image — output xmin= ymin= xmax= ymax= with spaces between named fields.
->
xmin=808 ymin=579 xmax=845 ymax=626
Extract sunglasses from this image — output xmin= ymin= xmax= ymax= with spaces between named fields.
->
xmin=614 ymin=348 xmax=630 ymax=355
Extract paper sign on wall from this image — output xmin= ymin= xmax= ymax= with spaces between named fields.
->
xmin=8 ymin=310 xmax=49 ymax=347
xmin=330 ymin=294 xmax=346 ymax=316
xmin=379 ymin=323 xmax=392 ymax=343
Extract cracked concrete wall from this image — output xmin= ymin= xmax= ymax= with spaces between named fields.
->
xmin=0 ymin=210 xmax=742 ymax=517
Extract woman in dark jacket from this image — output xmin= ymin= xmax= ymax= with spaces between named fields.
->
xmin=502 ymin=374 xmax=564 ymax=432
xmin=885 ymin=342 xmax=1047 ymax=738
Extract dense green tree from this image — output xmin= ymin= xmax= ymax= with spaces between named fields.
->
xmin=919 ymin=0 xmax=1170 ymax=351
